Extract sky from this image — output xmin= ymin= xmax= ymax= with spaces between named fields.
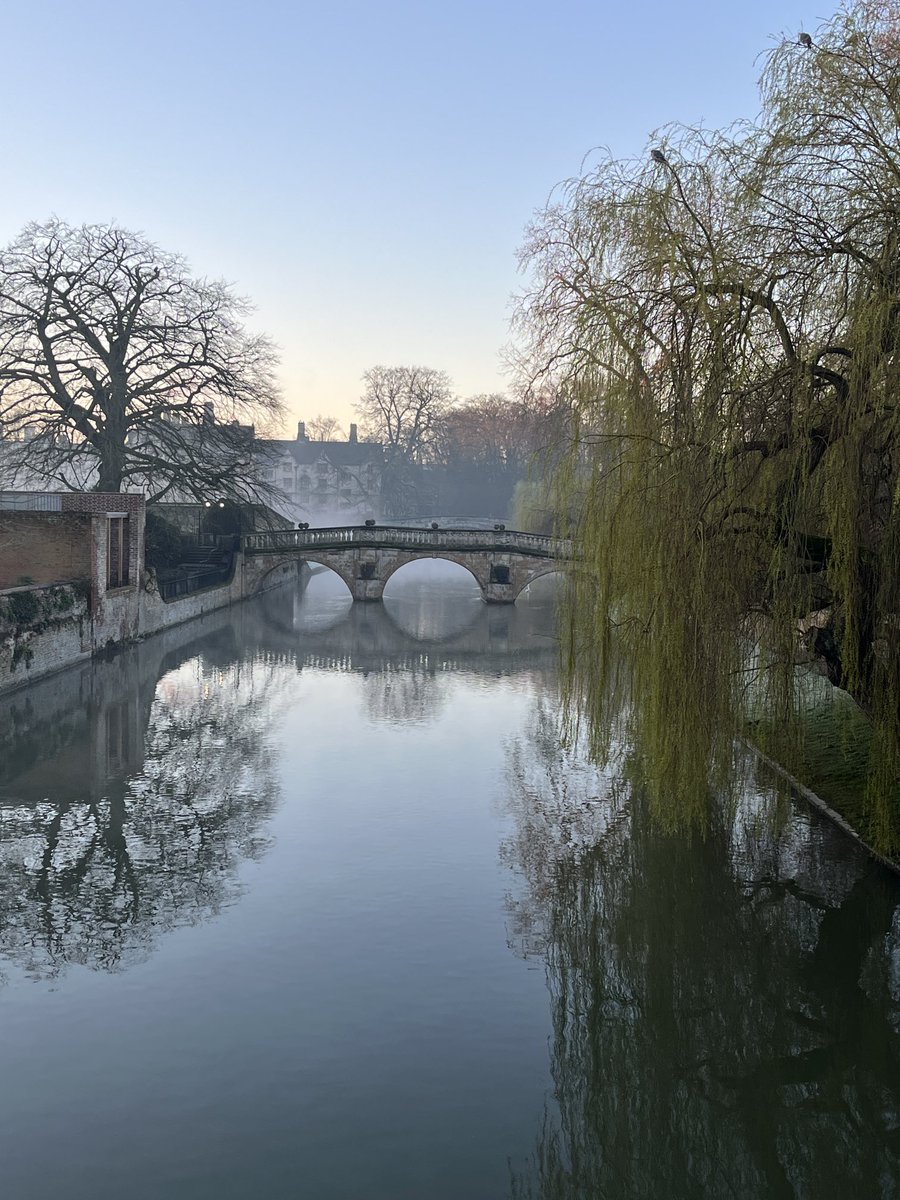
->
xmin=1 ymin=0 xmax=824 ymax=432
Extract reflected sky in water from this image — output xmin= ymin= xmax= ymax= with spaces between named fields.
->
xmin=0 ymin=565 xmax=897 ymax=1200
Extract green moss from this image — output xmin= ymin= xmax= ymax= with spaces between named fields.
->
xmin=7 ymin=591 xmax=40 ymax=625
xmin=0 ymin=584 xmax=84 ymax=637
xmin=10 ymin=640 xmax=34 ymax=672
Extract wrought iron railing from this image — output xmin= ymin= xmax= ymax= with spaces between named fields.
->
xmin=157 ymin=544 xmax=236 ymax=603
xmin=158 ymin=564 xmax=234 ymax=602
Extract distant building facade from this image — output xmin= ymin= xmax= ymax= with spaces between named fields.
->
xmin=256 ymin=422 xmax=384 ymax=524
xmin=1 ymin=416 xmax=385 ymax=527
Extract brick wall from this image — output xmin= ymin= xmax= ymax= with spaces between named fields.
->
xmin=60 ymin=492 xmax=144 ymax=516
xmin=55 ymin=493 xmax=146 ymax=601
xmin=0 ymin=513 xmax=92 ymax=588
xmin=0 ymin=492 xmax=146 ymax=595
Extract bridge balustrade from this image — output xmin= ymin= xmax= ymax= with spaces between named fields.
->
xmin=242 ymin=525 xmax=571 ymax=559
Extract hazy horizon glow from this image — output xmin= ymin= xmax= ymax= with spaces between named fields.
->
xmin=2 ymin=0 xmax=821 ymax=431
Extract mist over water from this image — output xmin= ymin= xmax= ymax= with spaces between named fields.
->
xmin=0 ymin=564 xmax=896 ymax=1199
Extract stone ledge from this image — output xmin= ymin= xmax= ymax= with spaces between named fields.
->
xmin=744 ymin=737 xmax=900 ymax=877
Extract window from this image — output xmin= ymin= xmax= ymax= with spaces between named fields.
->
xmin=107 ymin=515 xmax=130 ymax=588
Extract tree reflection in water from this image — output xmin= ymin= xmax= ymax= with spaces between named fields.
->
xmin=0 ymin=579 xmax=560 ymax=984
xmin=0 ymin=617 xmax=288 ymax=980
xmin=505 ymin=699 xmax=900 ymax=1199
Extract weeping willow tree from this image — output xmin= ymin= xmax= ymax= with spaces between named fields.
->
xmin=516 ymin=2 xmax=900 ymax=851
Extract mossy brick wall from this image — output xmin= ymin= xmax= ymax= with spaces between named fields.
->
xmin=0 ymin=513 xmax=92 ymax=589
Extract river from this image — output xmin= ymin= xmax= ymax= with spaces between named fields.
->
xmin=0 ymin=562 xmax=897 ymax=1199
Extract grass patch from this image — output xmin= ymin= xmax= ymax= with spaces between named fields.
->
xmin=749 ymin=675 xmax=874 ymax=833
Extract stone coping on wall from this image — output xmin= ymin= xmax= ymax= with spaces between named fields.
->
xmin=744 ymin=737 xmax=900 ymax=878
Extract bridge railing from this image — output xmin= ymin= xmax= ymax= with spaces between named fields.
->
xmin=242 ymin=525 xmax=572 ymax=558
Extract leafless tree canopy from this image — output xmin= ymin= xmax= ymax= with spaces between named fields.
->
xmin=306 ymin=414 xmax=344 ymax=441
xmin=0 ymin=219 xmax=284 ymax=502
xmin=433 ymin=391 xmax=570 ymax=472
xmin=357 ymin=365 xmax=452 ymax=463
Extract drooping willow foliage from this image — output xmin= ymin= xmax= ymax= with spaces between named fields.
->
xmin=516 ymin=2 xmax=900 ymax=850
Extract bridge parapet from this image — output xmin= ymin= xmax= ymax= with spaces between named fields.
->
xmin=243 ymin=525 xmax=571 ymax=559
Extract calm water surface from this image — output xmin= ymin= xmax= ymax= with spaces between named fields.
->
xmin=0 ymin=562 xmax=897 ymax=1199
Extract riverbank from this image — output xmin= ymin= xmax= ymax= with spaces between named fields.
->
xmin=747 ymin=683 xmax=900 ymax=875
xmin=747 ymin=739 xmax=900 ymax=877
xmin=0 ymin=553 xmax=307 ymax=695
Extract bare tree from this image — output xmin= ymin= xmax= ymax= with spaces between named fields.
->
xmin=435 ymin=391 xmax=570 ymax=472
xmin=357 ymin=365 xmax=452 ymax=463
xmin=306 ymin=414 xmax=344 ymax=441
xmin=0 ymin=219 xmax=284 ymax=502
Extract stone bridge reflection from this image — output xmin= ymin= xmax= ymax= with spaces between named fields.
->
xmin=250 ymin=579 xmax=560 ymax=676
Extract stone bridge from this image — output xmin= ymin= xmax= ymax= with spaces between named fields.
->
xmin=242 ymin=525 xmax=572 ymax=603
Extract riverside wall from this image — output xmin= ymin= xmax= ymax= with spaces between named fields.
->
xmin=0 ymin=554 xmax=305 ymax=695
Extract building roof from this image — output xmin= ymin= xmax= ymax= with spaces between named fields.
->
xmin=258 ymin=438 xmax=384 ymax=467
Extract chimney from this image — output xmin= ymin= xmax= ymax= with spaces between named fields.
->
xmin=202 ymin=402 xmax=215 ymax=424
xmin=349 ymin=423 xmax=358 ymax=443
xmin=297 ymin=421 xmax=307 ymax=441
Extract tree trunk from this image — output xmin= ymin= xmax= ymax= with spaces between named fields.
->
xmin=96 ymin=376 xmax=128 ymax=492
xmin=96 ymin=444 xmax=125 ymax=492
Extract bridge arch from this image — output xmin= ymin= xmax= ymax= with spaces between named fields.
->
xmin=301 ymin=558 xmax=355 ymax=599
xmin=246 ymin=558 xmax=303 ymax=594
xmin=511 ymin=565 xmax=568 ymax=602
xmin=380 ymin=553 xmax=489 ymax=599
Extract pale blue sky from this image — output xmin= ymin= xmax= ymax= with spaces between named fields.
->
xmin=2 ymin=0 xmax=820 ymax=429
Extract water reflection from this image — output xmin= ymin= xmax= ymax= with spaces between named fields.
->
xmin=0 ymin=576 xmax=559 ymax=980
xmin=260 ymin=579 xmax=558 ymax=728
xmin=1 ymin=571 xmax=898 ymax=1198
xmin=252 ymin=576 xmax=559 ymax=679
xmin=504 ymin=701 xmax=900 ymax=1198
xmin=383 ymin=559 xmax=483 ymax=641
xmin=291 ymin=564 xmax=353 ymax=633
xmin=0 ymin=611 xmax=286 ymax=979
